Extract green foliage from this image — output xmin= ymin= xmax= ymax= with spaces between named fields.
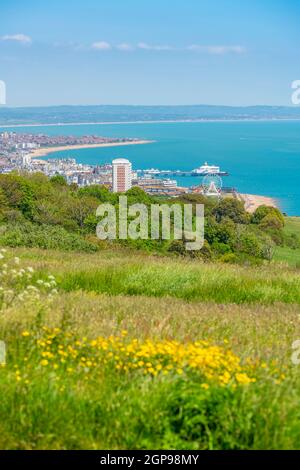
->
xmin=1 ymin=248 xmax=300 ymax=449
xmin=50 ymin=174 xmax=67 ymax=186
xmin=0 ymin=222 xmax=98 ymax=252
xmin=0 ymin=173 xmax=35 ymax=218
xmin=252 ymin=205 xmax=285 ymax=227
xmin=78 ymin=184 xmax=117 ymax=203
xmin=0 ymin=173 xmax=294 ymax=262
xmin=212 ymin=198 xmax=249 ymax=224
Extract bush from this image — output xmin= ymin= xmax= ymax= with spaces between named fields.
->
xmin=219 ymin=253 xmax=237 ymax=263
xmin=212 ymin=199 xmax=249 ymax=224
xmin=212 ymin=241 xmax=232 ymax=255
xmin=252 ymin=205 xmax=284 ymax=227
xmin=235 ymin=231 xmax=263 ymax=258
xmin=0 ymin=222 xmax=98 ymax=252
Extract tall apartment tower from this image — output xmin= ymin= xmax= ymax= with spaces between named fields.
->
xmin=112 ymin=158 xmax=132 ymax=192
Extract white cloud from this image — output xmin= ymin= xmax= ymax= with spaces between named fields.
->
xmin=88 ymin=41 xmax=245 ymax=55
xmin=1 ymin=34 xmax=32 ymax=45
xmin=91 ymin=41 xmax=112 ymax=51
xmin=137 ymin=42 xmax=174 ymax=51
xmin=116 ymin=43 xmax=134 ymax=51
xmin=186 ymin=45 xmax=245 ymax=54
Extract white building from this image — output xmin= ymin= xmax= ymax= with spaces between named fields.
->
xmin=112 ymin=158 xmax=132 ymax=192
xmin=21 ymin=152 xmax=31 ymax=167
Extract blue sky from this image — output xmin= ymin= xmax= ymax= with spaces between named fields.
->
xmin=0 ymin=0 xmax=300 ymax=106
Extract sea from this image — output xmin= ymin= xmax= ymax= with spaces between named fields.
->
xmin=2 ymin=120 xmax=300 ymax=216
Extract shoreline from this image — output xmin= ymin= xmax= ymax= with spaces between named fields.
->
xmin=2 ymin=118 xmax=300 ymax=129
xmin=238 ymin=193 xmax=279 ymax=213
xmin=29 ymin=140 xmax=154 ymax=158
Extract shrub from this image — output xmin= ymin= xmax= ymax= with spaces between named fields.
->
xmin=212 ymin=199 xmax=249 ymax=224
xmin=219 ymin=253 xmax=237 ymax=264
xmin=252 ymin=205 xmax=284 ymax=227
xmin=235 ymin=231 xmax=263 ymax=258
xmin=0 ymin=222 xmax=98 ymax=252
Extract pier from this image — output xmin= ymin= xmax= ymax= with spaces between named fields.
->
xmin=137 ymin=169 xmax=229 ymax=177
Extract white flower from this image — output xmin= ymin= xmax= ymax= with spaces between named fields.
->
xmin=0 ymin=254 xmax=4 ymax=260
xmin=27 ymin=286 xmax=38 ymax=291
xmin=27 ymin=267 xmax=34 ymax=273
xmin=14 ymin=257 xmax=20 ymax=265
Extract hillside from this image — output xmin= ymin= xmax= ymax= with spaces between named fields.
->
xmin=1 ymin=246 xmax=300 ymax=449
xmin=0 ymin=174 xmax=300 ymax=449
xmin=2 ymin=105 xmax=300 ymax=126
xmin=274 ymin=217 xmax=300 ymax=266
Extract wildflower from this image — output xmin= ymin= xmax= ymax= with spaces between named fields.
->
xmin=40 ymin=359 xmax=49 ymax=366
xmin=235 ymin=373 xmax=253 ymax=385
xmin=21 ymin=331 xmax=30 ymax=337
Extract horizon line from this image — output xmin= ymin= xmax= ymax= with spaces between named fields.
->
xmin=0 ymin=103 xmax=299 ymax=110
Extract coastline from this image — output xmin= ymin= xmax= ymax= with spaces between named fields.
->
xmin=29 ymin=139 xmax=154 ymax=158
xmin=239 ymin=193 xmax=279 ymax=213
xmin=2 ymin=118 xmax=300 ymax=129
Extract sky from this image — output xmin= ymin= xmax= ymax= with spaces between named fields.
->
xmin=0 ymin=0 xmax=300 ymax=107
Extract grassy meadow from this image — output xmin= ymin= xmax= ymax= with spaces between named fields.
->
xmin=1 ymin=246 xmax=300 ymax=449
xmin=274 ymin=217 xmax=300 ymax=266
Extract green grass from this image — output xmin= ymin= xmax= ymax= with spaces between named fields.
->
xmin=1 ymin=246 xmax=300 ymax=450
xmin=274 ymin=217 xmax=300 ymax=266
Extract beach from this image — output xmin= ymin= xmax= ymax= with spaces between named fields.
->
xmin=239 ymin=193 xmax=278 ymax=213
xmin=29 ymin=139 xmax=153 ymax=158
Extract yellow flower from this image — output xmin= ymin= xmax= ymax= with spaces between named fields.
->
xmin=21 ymin=331 xmax=30 ymax=337
xmin=235 ymin=373 xmax=253 ymax=385
xmin=40 ymin=359 xmax=49 ymax=366
xmin=201 ymin=383 xmax=209 ymax=390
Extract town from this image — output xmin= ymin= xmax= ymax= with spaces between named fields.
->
xmin=0 ymin=131 xmax=202 ymax=196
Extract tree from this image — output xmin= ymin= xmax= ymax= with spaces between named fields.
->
xmin=259 ymin=214 xmax=283 ymax=231
xmin=212 ymin=198 xmax=249 ymax=224
xmin=251 ymin=205 xmax=284 ymax=227
xmin=50 ymin=174 xmax=67 ymax=186
xmin=0 ymin=174 xmax=35 ymax=218
xmin=235 ymin=230 xmax=263 ymax=258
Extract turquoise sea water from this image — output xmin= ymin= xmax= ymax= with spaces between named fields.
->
xmin=2 ymin=120 xmax=300 ymax=215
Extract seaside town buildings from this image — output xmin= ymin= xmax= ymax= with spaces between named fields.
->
xmin=0 ymin=131 xmax=188 ymax=196
xmin=112 ymin=158 xmax=132 ymax=192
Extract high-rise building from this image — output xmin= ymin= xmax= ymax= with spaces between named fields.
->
xmin=112 ymin=158 xmax=132 ymax=192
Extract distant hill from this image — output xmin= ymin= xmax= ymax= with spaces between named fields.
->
xmin=1 ymin=104 xmax=300 ymax=125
